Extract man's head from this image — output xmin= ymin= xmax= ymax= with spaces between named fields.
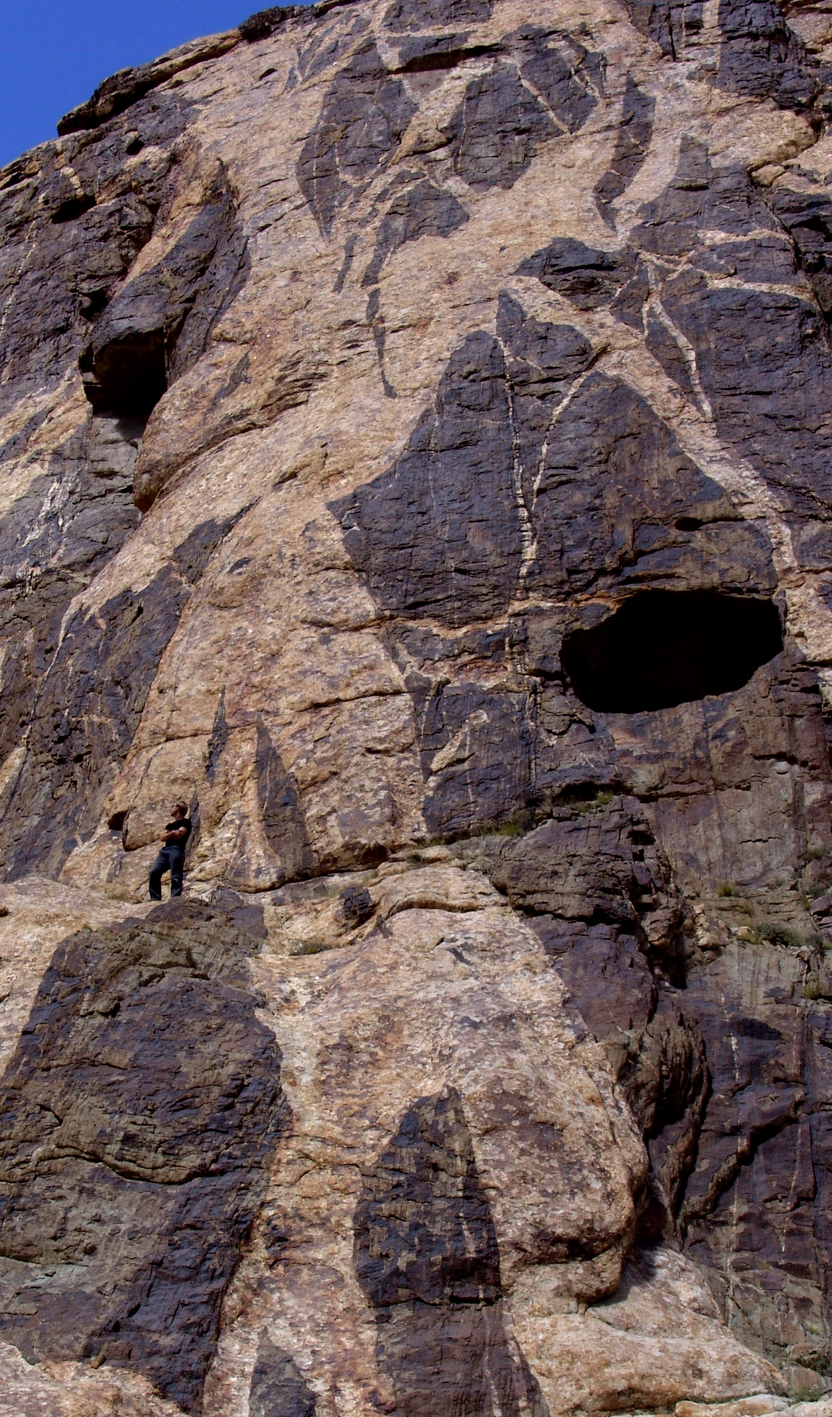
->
xmin=171 ymin=801 xmax=188 ymax=819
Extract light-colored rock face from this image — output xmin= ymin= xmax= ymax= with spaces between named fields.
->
xmin=4 ymin=0 xmax=832 ymax=1412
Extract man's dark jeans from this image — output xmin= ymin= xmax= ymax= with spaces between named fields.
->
xmin=149 ymin=845 xmax=185 ymax=900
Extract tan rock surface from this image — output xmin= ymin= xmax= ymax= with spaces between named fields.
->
xmin=2 ymin=0 xmax=832 ymax=1411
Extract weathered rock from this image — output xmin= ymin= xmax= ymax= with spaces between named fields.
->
xmin=4 ymin=0 xmax=832 ymax=1410
xmin=205 ymin=871 xmax=648 ymax=1416
xmin=0 ymin=900 xmax=288 ymax=1412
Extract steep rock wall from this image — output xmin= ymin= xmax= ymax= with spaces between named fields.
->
xmin=3 ymin=0 xmax=832 ymax=1413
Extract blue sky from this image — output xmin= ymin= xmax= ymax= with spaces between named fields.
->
xmin=0 ymin=2 xmax=312 ymax=169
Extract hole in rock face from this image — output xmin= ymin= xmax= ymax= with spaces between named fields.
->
xmin=561 ymin=591 xmax=783 ymax=713
xmin=556 ymin=782 xmax=617 ymax=806
xmin=82 ymin=331 xmax=167 ymax=418
xmin=398 ymin=42 xmax=499 ymax=72
xmin=51 ymin=193 xmax=96 ymax=224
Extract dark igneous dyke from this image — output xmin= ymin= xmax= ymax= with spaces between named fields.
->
xmin=0 ymin=902 xmax=288 ymax=1413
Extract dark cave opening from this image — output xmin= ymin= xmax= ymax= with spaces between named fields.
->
xmin=80 ymin=331 xmax=167 ymax=418
xmin=397 ymin=43 xmax=499 ymax=73
xmin=51 ymin=193 xmax=96 ymax=224
xmin=561 ymin=591 xmax=783 ymax=713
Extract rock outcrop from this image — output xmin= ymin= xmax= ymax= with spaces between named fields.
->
xmin=3 ymin=0 xmax=832 ymax=1412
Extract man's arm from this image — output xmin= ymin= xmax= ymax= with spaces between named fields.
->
xmin=163 ymin=824 xmax=188 ymax=843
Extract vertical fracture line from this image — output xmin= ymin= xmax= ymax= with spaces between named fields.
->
xmin=499 ymin=345 xmax=536 ymax=591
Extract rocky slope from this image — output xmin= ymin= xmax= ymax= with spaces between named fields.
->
xmin=3 ymin=0 xmax=832 ymax=1411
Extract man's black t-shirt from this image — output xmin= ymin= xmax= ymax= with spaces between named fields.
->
xmin=165 ymin=818 xmax=192 ymax=851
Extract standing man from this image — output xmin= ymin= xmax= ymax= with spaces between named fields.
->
xmin=149 ymin=801 xmax=192 ymax=900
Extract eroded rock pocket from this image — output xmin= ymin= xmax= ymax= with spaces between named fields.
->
xmin=561 ymin=590 xmax=783 ymax=713
xmin=78 ymin=162 xmax=248 ymax=431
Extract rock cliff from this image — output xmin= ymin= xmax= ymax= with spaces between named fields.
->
xmin=3 ymin=0 xmax=832 ymax=1411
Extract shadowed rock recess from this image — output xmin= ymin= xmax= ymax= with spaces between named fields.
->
xmin=561 ymin=591 xmax=785 ymax=712
xmin=5 ymin=0 xmax=832 ymax=1413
